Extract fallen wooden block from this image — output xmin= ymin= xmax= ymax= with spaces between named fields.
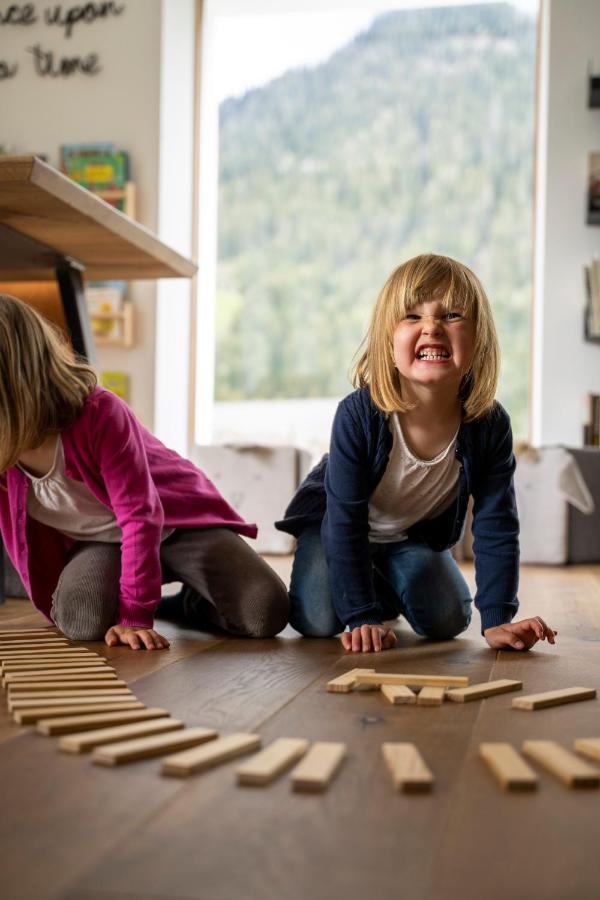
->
xmin=1 ymin=653 xmax=96 ymax=669
xmin=382 ymin=742 xmax=434 ymax=793
xmin=522 ymin=740 xmax=600 ymax=788
xmin=417 ymin=686 xmax=445 ymax=706
xmin=236 ymin=738 xmax=309 ymax=785
xmin=479 ymin=742 xmax=538 ymax=792
xmin=326 ymin=668 xmax=375 ymax=693
xmin=0 ymin=629 xmax=61 ymax=639
xmin=355 ymin=672 xmax=469 ymax=689
xmin=512 ymin=687 xmax=596 ymax=711
xmin=290 ymin=741 xmax=346 ymax=793
xmin=4 ymin=668 xmax=116 ymax=684
xmin=14 ymin=700 xmax=144 ymax=725
xmin=0 ymin=646 xmax=94 ymax=658
xmin=8 ymin=690 xmax=132 ymax=710
xmin=93 ymin=726 xmax=218 ymax=766
xmin=0 ymin=639 xmax=69 ymax=652
xmin=574 ymin=738 xmax=600 ymax=763
xmin=60 ymin=718 xmax=184 ymax=754
xmin=7 ymin=679 xmax=128 ymax=693
xmin=3 ymin=659 xmax=109 ymax=673
xmin=37 ymin=707 xmax=170 ymax=736
xmin=10 ymin=694 xmax=136 ymax=711
xmin=162 ymin=732 xmax=262 ymax=778
xmin=447 ymin=679 xmax=523 ymax=703
xmin=381 ymin=684 xmax=416 ymax=705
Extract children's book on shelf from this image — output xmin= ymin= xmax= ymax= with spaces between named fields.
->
xmin=583 ymin=258 xmax=600 ymax=338
xmin=60 ymin=143 xmax=132 ymax=214
xmin=101 ymin=371 xmax=130 ymax=402
xmin=86 ymin=281 xmax=126 ymax=342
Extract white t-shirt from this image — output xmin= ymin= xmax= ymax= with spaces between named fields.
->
xmin=19 ymin=437 xmax=173 ymax=543
xmin=368 ymin=413 xmax=460 ymax=544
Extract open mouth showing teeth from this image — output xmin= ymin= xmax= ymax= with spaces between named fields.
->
xmin=416 ymin=349 xmax=450 ymax=360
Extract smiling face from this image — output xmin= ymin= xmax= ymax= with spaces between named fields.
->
xmin=392 ymin=297 xmax=475 ymax=398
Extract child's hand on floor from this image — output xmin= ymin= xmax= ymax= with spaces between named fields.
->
xmin=341 ymin=624 xmax=397 ymax=653
xmin=105 ymin=625 xmax=170 ymax=650
xmin=484 ymin=616 xmax=557 ymax=651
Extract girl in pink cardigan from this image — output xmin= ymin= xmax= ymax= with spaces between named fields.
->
xmin=0 ymin=294 xmax=289 ymax=649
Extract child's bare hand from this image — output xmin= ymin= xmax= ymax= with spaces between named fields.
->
xmin=484 ymin=616 xmax=557 ymax=651
xmin=104 ymin=625 xmax=170 ymax=651
xmin=341 ymin=624 xmax=397 ymax=653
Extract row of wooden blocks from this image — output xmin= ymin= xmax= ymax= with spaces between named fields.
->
xmin=0 ymin=628 xmax=343 ymax=790
xmin=326 ymin=668 xmax=598 ymax=710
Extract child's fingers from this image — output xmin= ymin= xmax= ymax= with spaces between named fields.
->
xmin=340 ymin=632 xmax=352 ymax=651
xmin=382 ymin=629 xmax=397 ymax=650
xmin=127 ymin=632 xmax=143 ymax=650
xmin=372 ymin=627 xmax=382 ymax=653
xmin=535 ymin=616 xmax=556 ymax=644
xmin=360 ymin=625 xmax=372 ymax=653
xmin=351 ymin=627 xmax=363 ymax=652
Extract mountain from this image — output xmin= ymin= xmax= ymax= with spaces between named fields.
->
xmin=216 ymin=3 xmax=536 ymax=435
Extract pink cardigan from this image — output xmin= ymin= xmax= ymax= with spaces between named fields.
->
xmin=0 ymin=387 xmax=257 ymax=628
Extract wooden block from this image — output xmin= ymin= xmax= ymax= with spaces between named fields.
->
xmin=1 ymin=653 xmax=96 ymax=668
xmin=512 ymin=687 xmax=596 ymax=711
xmin=574 ymin=738 xmax=600 ymax=763
xmin=417 ymin=686 xmax=445 ymax=706
xmin=290 ymin=741 xmax=346 ymax=793
xmin=8 ymin=690 xmax=132 ymax=710
xmin=60 ymin=718 xmax=184 ymax=754
xmin=93 ymin=726 xmax=218 ymax=766
xmin=37 ymin=707 xmax=170 ymax=736
xmin=479 ymin=742 xmax=538 ymax=792
xmin=14 ymin=700 xmax=144 ymax=725
xmin=0 ymin=639 xmax=69 ymax=651
xmin=236 ymin=738 xmax=310 ymax=785
xmin=522 ymin=740 xmax=600 ymax=788
xmin=382 ymin=742 xmax=434 ymax=792
xmin=0 ymin=647 xmax=93 ymax=658
xmin=4 ymin=669 xmax=116 ymax=686
xmin=326 ymin=668 xmax=375 ymax=693
xmin=8 ymin=679 xmax=128 ymax=693
xmin=381 ymin=684 xmax=416 ymax=705
xmin=355 ymin=672 xmax=469 ymax=689
xmin=0 ymin=629 xmax=61 ymax=639
xmin=447 ymin=679 xmax=522 ymax=703
xmin=162 ymin=733 xmax=261 ymax=778
xmin=11 ymin=694 xmax=137 ymax=712
xmin=2 ymin=659 xmax=108 ymax=672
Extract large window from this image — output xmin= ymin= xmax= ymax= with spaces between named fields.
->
xmin=199 ymin=0 xmax=538 ymax=451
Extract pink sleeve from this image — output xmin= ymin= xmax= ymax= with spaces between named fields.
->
xmin=93 ymin=395 xmax=164 ymax=628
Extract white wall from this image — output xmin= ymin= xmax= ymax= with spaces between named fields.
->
xmin=0 ymin=0 xmax=195 ymax=439
xmin=533 ymin=0 xmax=600 ymax=446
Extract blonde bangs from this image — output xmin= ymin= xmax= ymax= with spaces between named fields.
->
xmin=352 ymin=254 xmax=500 ymax=421
xmin=0 ymin=294 xmax=97 ymax=473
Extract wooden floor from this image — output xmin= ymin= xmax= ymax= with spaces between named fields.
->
xmin=2 ymin=561 xmax=600 ymax=900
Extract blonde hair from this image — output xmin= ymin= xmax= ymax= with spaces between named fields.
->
xmin=0 ymin=294 xmax=97 ymax=473
xmin=352 ymin=253 xmax=500 ymax=421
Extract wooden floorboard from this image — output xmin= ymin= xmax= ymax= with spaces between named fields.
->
xmin=0 ymin=565 xmax=599 ymax=899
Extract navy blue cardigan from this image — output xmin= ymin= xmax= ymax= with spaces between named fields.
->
xmin=276 ymin=387 xmax=519 ymax=631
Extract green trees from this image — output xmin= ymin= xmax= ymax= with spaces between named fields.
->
xmin=216 ymin=4 xmax=536 ymax=436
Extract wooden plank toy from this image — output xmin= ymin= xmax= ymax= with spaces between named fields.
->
xmin=0 ymin=646 xmax=95 ymax=658
xmin=1 ymin=653 xmax=96 ymax=667
xmin=3 ymin=660 xmax=110 ymax=673
xmin=8 ymin=690 xmax=132 ymax=709
xmin=93 ymin=726 xmax=218 ymax=766
xmin=574 ymin=738 xmax=600 ymax=763
xmin=479 ymin=742 xmax=538 ymax=792
xmin=0 ymin=629 xmax=62 ymax=639
xmin=522 ymin=740 xmax=600 ymax=788
xmin=11 ymin=695 xmax=138 ymax=713
xmin=290 ymin=741 xmax=346 ymax=793
xmin=512 ymin=687 xmax=596 ymax=711
xmin=162 ymin=733 xmax=262 ymax=778
xmin=0 ymin=639 xmax=69 ymax=651
xmin=447 ymin=679 xmax=522 ymax=703
xmin=381 ymin=684 xmax=416 ymax=705
xmin=5 ymin=669 xmax=116 ymax=684
xmin=382 ymin=742 xmax=434 ymax=793
xmin=7 ymin=679 xmax=128 ymax=693
xmin=326 ymin=668 xmax=375 ymax=693
xmin=60 ymin=718 xmax=184 ymax=754
xmin=355 ymin=672 xmax=469 ymax=689
xmin=37 ymin=707 xmax=171 ymax=736
xmin=236 ymin=738 xmax=309 ymax=786
xmin=14 ymin=700 xmax=144 ymax=725
xmin=417 ymin=686 xmax=445 ymax=706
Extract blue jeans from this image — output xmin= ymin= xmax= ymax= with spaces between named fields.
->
xmin=289 ymin=525 xmax=472 ymax=639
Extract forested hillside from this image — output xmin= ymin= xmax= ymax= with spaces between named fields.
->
xmin=216 ymin=3 xmax=536 ymax=435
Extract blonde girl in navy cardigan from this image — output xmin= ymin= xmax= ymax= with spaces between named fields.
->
xmin=0 ymin=294 xmax=289 ymax=650
xmin=277 ymin=254 xmax=557 ymax=654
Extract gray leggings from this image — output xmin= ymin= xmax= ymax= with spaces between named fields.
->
xmin=50 ymin=528 xmax=290 ymax=641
